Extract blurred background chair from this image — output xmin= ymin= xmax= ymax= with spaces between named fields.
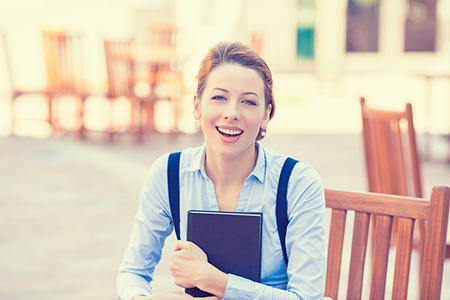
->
xmin=142 ymin=23 xmax=185 ymax=132
xmin=102 ymin=24 xmax=185 ymax=143
xmin=360 ymin=96 xmax=450 ymax=288
xmin=250 ymin=31 xmax=264 ymax=54
xmin=324 ymin=185 xmax=449 ymax=300
xmin=3 ymin=29 xmax=88 ymax=138
xmin=41 ymin=30 xmax=88 ymax=139
xmin=146 ymin=23 xmax=177 ymax=49
xmin=103 ymin=39 xmax=158 ymax=143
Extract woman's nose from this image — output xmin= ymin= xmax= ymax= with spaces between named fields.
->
xmin=223 ymin=102 xmax=240 ymax=121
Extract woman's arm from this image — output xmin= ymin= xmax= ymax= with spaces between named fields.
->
xmin=116 ymin=155 xmax=175 ymax=300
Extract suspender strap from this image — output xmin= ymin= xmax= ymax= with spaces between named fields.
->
xmin=168 ymin=152 xmax=182 ymax=240
xmin=276 ymin=157 xmax=298 ymax=266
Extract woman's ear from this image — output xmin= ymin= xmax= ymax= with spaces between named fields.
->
xmin=262 ymin=104 xmax=272 ymax=129
xmin=193 ymin=95 xmax=201 ymax=120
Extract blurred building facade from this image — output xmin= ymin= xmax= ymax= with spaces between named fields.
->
xmin=1 ymin=0 xmax=449 ymax=87
xmin=131 ymin=0 xmax=450 ymax=81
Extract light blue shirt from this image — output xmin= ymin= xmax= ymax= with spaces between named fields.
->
xmin=117 ymin=143 xmax=327 ymax=300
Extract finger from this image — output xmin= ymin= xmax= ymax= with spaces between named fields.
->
xmin=169 ymin=251 xmax=180 ymax=263
xmin=168 ymin=261 xmax=177 ymax=272
xmin=169 ymin=249 xmax=189 ymax=266
xmin=174 ymin=240 xmax=190 ymax=251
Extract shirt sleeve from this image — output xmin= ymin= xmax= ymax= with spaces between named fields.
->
xmin=116 ymin=154 xmax=174 ymax=300
xmin=223 ymin=164 xmax=327 ymax=300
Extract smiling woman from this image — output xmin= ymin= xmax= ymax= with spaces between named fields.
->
xmin=194 ymin=63 xmax=270 ymax=164
xmin=116 ymin=41 xmax=327 ymax=300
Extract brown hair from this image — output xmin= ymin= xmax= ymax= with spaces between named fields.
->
xmin=195 ymin=41 xmax=275 ymax=140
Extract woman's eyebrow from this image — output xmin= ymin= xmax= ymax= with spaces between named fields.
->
xmin=212 ymin=87 xmax=228 ymax=93
xmin=242 ymin=92 xmax=259 ymax=98
xmin=212 ymin=88 xmax=260 ymax=98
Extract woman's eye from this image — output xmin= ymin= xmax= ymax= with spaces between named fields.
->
xmin=242 ymin=99 xmax=257 ymax=106
xmin=212 ymin=95 xmax=227 ymax=101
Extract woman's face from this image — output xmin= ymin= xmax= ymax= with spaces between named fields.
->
xmin=194 ymin=63 xmax=271 ymax=160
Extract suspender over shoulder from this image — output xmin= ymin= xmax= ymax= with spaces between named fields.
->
xmin=167 ymin=152 xmax=182 ymax=240
xmin=167 ymin=152 xmax=297 ymax=266
xmin=276 ymin=157 xmax=298 ymax=265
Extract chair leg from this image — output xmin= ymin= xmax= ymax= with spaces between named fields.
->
xmin=74 ymin=95 xmax=86 ymax=140
xmin=130 ymin=98 xmax=140 ymax=132
xmin=133 ymin=101 xmax=144 ymax=144
xmin=11 ymin=94 xmax=17 ymax=135
xmin=106 ymin=98 xmax=115 ymax=143
xmin=145 ymin=101 xmax=156 ymax=133
xmin=47 ymin=93 xmax=55 ymax=133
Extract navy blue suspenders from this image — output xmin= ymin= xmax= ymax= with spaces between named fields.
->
xmin=167 ymin=151 xmax=298 ymax=266
xmin=275 ymin=157 xmax=298 ymax=265
xmin=167 ymin=152 xmax=182 ymax=241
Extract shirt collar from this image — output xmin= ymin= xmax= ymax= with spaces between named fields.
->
xmin=186 ymin=142 xmax=266 ymax=183
xmin=187 ymin=144 xmax=206 ymax=173
xmin=252 ymin=142 xmax=265 ymax=183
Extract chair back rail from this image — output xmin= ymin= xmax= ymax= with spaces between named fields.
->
xmin=42 ymin=30 xmax=83 ymax=91
xmin=146 ymin=23 xmax=177 ymax=47
xmin=324 ymin=186 xmax=449 ymax=300
xmin=1 ymin=29 xmax=16 ymax=89
xmin=360 ymin=97 xmax=422 ymax=198
xmin=103 ymin=40 xmax=135 ymax=99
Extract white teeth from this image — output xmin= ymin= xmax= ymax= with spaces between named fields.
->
xmin=217 ymin=127 xmax=242 ymax=136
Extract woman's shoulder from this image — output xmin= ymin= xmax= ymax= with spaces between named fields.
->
xmin=149 ymin=145 xmax=204 ymax=172
xmin=179 ymin=145 xmax=204 ymax=167
xmin=143 ymin=145 xmax=203 ymax=187
xmin=263 ymin=147 xmax=321 ymax=182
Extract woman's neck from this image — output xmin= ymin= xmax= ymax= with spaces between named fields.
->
xmin=204 ymin=144 xmax=258 ymax=211
xmin=204 ymin=144 xmax=258 ymax=186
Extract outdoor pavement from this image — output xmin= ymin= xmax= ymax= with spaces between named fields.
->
xmin=1 ymin=70 xmax=450 ymax=299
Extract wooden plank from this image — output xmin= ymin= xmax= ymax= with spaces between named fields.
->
xmin=324 ymin=209 xmax=347 ymax=300
xmin=392 ymin=217 xmax=415 ymax=300
xmin=325 ymin=190 xmax=429 ymax=220
xmin=420 ymin=186 xmax=450 ymax=299
xmin=347 ymin=212 xmax=370 ymax=300
xmin=370 ymin=214 xmax=393 ymax=300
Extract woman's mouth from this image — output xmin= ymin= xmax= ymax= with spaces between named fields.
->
xmin=216 ymin=127 xmax=243 ymax=138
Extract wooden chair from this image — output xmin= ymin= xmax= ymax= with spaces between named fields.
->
xmin=144 ymin=23 xmax=185 ymax=132
xmin=103 ymin=39 xmax=158 ymax=143
xmin=360 ymin=97 xmax=450 ymax=291
xmin=41 ymin=30 xmax=88 ymax=138
xmin=146 ymin=23 xmax=177 ymax=49
xmin=360 ymin=97 xmax=422 ymax=200
xmin=360 ymin=96 xmax=424 ymax=243
xmin=324 ymin=185 xmax=450 ymax=300
xmin=3 ymin=29 xmax=88 ymax=138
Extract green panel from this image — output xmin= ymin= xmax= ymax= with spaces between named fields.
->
xmin=297 ymin=27 xmax=314 ymax=59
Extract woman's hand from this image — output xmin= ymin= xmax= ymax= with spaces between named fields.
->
xmin=169 ymin=241 xmax=210 ymax=288
xmin=132 ymin=290 xmax=220 ymax=299
xmin=169 ymin=241 xmax=228 ymax=298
